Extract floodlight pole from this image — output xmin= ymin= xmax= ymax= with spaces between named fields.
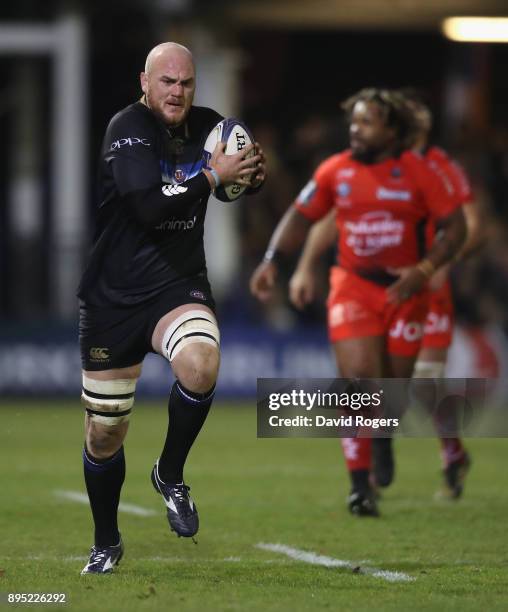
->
xmin=51 ymin=15 xmax=88 ymax=320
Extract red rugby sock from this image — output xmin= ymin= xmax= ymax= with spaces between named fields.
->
xmin=341 ymin=437 xmax=372 ymax=471
xmin=440 ymin=438 xmax=465 ymax=467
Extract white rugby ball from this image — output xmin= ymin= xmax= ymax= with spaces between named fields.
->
xmin=203 ymin=118 xmax=255 ymax=202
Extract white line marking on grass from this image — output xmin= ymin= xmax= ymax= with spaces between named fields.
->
xmin=54 ymin=490 xmax=157 ymax=517
xmin=7 ymin=555 xmax=287 ymax=565
xmin=256 ymin=543 xmax=415 ymax=583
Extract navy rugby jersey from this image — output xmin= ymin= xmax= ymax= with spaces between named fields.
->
xmin=77 ymin=101 xmax=223 ymax=307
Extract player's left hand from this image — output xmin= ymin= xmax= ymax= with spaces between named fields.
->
xmin=249 ymin=143 xmax=266 ymax=189
xmin=386 ymin=265 xmax=428 ymax=305
xmin=250 ymin=259 xmax=277 ymax=302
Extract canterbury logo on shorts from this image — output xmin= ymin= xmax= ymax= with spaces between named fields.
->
xmin=89 ymin=347 xmax=110 ymax=361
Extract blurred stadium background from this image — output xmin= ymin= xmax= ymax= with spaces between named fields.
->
xmin=2 ymin=1 xmax=508 ymax=399
xmin=2 ymin=2 xmax=508 ymax=608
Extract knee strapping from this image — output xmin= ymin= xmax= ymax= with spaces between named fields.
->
xmin=81 ymin=375 xmax=136 ymax=426
xmin=161 ymin=309 xmax=220 ymax=362
xmin=413 ymin=361 xmax=446 ymax=379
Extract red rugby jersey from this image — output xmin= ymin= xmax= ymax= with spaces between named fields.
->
xmin=425 ymin=146 xmax=473 ymax=204
xmin=424 ymin=146 xmax=473 ymax=247
xmin=294 ymin=150 xmax=461 ymax=280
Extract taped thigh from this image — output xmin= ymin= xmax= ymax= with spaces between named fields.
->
xmin=81 ymin=375 xmax=136 ymax=425
xmin=161 ymin=309 xmax=220 ymax=362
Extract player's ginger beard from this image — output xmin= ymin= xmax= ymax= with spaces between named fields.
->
xmin=140 ymin=93 xmax=190 ymax=143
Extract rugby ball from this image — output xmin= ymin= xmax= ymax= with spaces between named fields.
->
xmin=203 ymin=118 xmax=255 ymax=202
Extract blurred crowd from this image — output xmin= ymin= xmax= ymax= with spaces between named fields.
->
xmin=230 ymin=110 xmax=508 ymax=334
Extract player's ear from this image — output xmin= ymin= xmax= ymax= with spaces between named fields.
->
xmin=140 ymin=72 xmax=148 ymax=94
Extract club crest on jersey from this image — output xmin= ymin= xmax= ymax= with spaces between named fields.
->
xmin=190 ymin=289 xmax=206 ymax=300
xmin=174 ymin=168 xmax=186 ymax=183
xmin=337 ymin=182 xmax=351 ymax=197
xmin=391 ymin=167 xmax=402 ymax=178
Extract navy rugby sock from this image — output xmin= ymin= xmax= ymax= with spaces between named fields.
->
xmin=350 ymin=468 xmax=371 ymax=495
xmin=158 ymin=381 xmax=215 ymax=484
xmin=83 ymin=445 xmax=125 ymax=547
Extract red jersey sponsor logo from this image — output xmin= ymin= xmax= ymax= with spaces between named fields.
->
xmin=424 ymin=312 xmax=451 ymax=335
xmin=296 ymin=179 xmax=317 ymax=206
xmin=337 ymin=167 xmax=355 ymax=179
xmin=389 ymin=320 xmax=423 ymax=342
xmin=344 ymin=211 xmax=404 ymax=257
xmin=376 ymin=187 xmax=412 ymax=201
xmin=329 ymin=301 xmax=370 ymax=327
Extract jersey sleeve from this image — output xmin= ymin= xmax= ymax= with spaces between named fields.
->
xmin=103 ymin=110 xmax=211 ymax=226
xmin=293 ymin=156 xmax=337 ymax=221
xmin=445 ymin=158 xmax=474 ymax=203
xmin=408 ymin=153 xmax=462 ymax=220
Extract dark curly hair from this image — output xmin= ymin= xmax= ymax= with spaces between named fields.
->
xmin=398 ymin=87 xmax=433 ymax=135
xmin=341 ymin=88 xmax=418 ymax=153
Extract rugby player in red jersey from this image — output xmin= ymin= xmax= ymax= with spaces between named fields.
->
xmin=287 ymin=90 xmax=484 ymax=510
xmin=250 ymin=88 xmax=466 ymax=516
xmin=404 ymin=90 xmax=484 ymax=498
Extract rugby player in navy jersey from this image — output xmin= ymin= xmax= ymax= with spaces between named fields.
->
xmin=78 ymin=42 xmax=265 ymax=574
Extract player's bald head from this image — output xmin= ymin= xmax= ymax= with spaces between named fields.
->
xmin=140 ymin=42 xmax=196 ymax=127
xmin=144 ymin=42 xmax=194 ymax=74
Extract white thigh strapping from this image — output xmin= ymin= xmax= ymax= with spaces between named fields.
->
xmin=161 ymin=309 xmax=220 ymax=362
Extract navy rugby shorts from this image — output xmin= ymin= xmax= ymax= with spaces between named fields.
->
xmin=79 ymin=275 xmax=216 ymax=371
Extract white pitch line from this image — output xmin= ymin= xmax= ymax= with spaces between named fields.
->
xmin=54 ymin=490 xmax=157 ymax=517
xmin=256 ymin=543 xmax=415 ymax=583
xmin=6 ymin=555 xmax=295 ymax=565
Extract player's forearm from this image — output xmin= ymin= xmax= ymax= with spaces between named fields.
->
xmin=263 ymin=207 xmax=313 ymax=265
xmin=296 ymin=211 xmax=336 ymax=272
xmin=456 ymin=202 xmax=486 ymax=260
xmin=125 ymin=173 xmax=211 ymax=226
xmin=425 ymin=207 xmax=467 ymax=271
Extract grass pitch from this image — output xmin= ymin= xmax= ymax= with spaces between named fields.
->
xmin=1 ymin=399 xmax=507 ymax=611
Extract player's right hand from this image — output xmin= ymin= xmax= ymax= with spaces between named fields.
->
xmin=289 ymin=266 xmax=316 ymax=310
xmin=249 ymin=260 xmax=277 ymax=302
xmin=210 ymin=142 xmax=260 ymax=186
xmin=386 ymin=265 xmax=428 ymax=304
